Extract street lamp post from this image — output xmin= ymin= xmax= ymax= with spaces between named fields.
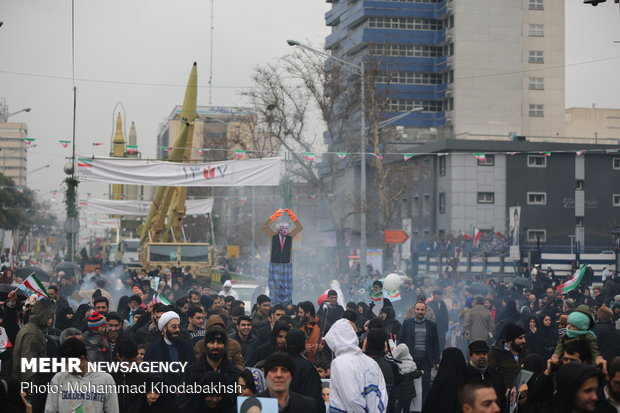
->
xmin=0 ymin=107 xmax=31 ymax=123
xmin=287 ymin=40 xmax=369 ymax=277
xmin=286 ymin=40 xmax=423 ymax=278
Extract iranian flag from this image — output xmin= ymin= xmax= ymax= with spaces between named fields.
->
xmin=59 ymin=140 xmax=71 ymax=148
xmin=234 ymin=150 xmax=246 ymax=159
xmin=24 ymin=138 xmax=35 ymax=145
xmin=77 ymin=158 xmax=92 ymax=168
xmin=127 ymin=145 xmax=138 ymax=154
xmin=557 ymin=265 xmax=587 ymax=293
xmin=403 ymin=153 xmax=415 ymax=161
xmin=153 ymin=293 xmax=171 ymax=305
xmin=20 ymin=273 xmax=51 ymax=299
xmin=474 ymin=153 xmax=486 ymax=161
xmin=303 ymin=152 xmax=316 ymax=161
xmin=473 ymin=228 xmax=483 ymax=247
xmin=0 ymin=326 xmax=12 ymax=355
xmin=336 ymin=152 xmax=347 ymax=160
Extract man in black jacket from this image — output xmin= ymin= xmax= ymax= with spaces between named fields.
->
xmin=398 ymin=301 xmax=440 ymax=404
xmin=286 ymin=329 xmax=325 ymax=413
xmin=317 ymin=290 xmax=344 ymax=334
xmin=257 ymin=353 xmax=318 ymax=413
xmin=427 ymin=289 xmax=449 ymax=351
xmin=466 ymin=341 xmax=506 ymax=412
xmin=488 ymin=322 xmax=527 ymax=390
xmin=255 ymin=319 xmax=289 ymax=364
xmin=184 ymin=326 xmax=241 ymax=387
xmin=593 ymin=305 xmax=620 ymax=362
xmin=255 ymin=304 xmax=286 ymax=346
xmin=230 ymin=315 xmax=259 ymax=366
xmin=144 ymin=310 xmax=195 ymax=385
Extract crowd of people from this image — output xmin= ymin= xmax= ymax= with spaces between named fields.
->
xmin=1 ymin=262 xmax=620 ymax=413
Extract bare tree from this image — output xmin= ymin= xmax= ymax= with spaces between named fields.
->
xmin=242 ymin=47 xmax=360 ymax=271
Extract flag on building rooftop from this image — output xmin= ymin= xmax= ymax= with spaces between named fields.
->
xmin=474 ymin=153 xmax=486 ymax=161
xmin=336 ymin=152 xmax=347 ymax=160
xmin=576 ymin=150 xmax=586 ymax=157
xmin=403 ymin=153 xmax=415 ymax=161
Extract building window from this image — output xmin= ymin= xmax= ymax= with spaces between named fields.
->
xmin=529 ymin=104 xmax=544 ymax=117
xmin=370 ymin=43 xmax=443 ymax=58
xmin=423 ymin=194 xmax=431 ymax=215
xmin=576 ymin=180 xmax=584 ymax=190
xmin=528 ymin=155 xmax=547 ymax=167
xmin=613 ymin=194 xmax=620 ymax=207
xmin=477 ymin=154 xmax=495 ymax=166
xmin=613 ymin=158 xmax=620 ymax=170
xmin=529 ymin=77 xmax=544 ymax=90
xmin=477 ymin=192 xmax=495 ymax=204
xmin=439 ymin=192 xmax=446 ymax=213
xmin=529 ymin=0 xmax=544 ymax=10
xmin=376 ymin=71 xmax=444 ymax=85
xmin=528 ymin=50 xmax=544 ymax=64
xmin=388 ymin=99 xmax=442 ymax=112
xmin=528 ymin=24 xmax=544 ymax=37
xmin=527 ymin=192 xmax=547 ymax=205
xmin=576 ymin=217 xmax=584 ymax=227
xmin=413 ymin=197 xmax=420 ymax=216
xmin=402 ymin=198 xmax=411 ymax=218
xmin=368 ymin=17 xmax=443 ymax=31
xmin=439 ymin=156 xmax=446 ymax=175
xmin=527 ymin=229 xmax=546 ymax=242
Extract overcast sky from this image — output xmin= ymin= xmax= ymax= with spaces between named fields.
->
xmin=1 ymin=0 xmax=619 ymax=204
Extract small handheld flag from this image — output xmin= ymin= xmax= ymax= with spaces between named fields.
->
xmin=153 ymin=293 xmax=171 ymax=305
xmin=19 ymin=273 xmax=51 ymax=300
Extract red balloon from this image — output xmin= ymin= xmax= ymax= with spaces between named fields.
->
xmin=317 ymin=293 xmax=328 ymax=308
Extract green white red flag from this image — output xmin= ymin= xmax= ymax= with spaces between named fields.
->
xmin=20 ymin=273 xmax=51 ymax=300
xmin=473 ymin=228 xmax=482 ymax=247
xmin=474 ymin=153 xmax=486 ymax=161
xmin=557 ymin=265 xmax=587 ymax=293
xmin=153 ymin=293 xmax=171 ymax=305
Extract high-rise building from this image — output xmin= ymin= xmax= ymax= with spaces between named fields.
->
xmin=0 ymin=99 xmax=28 ymax=187
xmin=324 ymin=0 xmax=565 ymax=139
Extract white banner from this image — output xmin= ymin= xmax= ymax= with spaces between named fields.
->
xmin=87 ymin=218 xmax=121 ymax=229
xmin=81 ymin=198 xmax=214 ymax=216
xmin=76 ymin=157 xmax=281 ymax=187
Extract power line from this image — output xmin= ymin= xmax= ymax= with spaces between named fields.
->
xmin=0 ymin=69 xmax=249 ymax=89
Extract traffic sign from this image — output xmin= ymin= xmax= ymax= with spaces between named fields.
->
xmin=64 ymin=218 xmax=80 ymax=234
xmin=384 ymin=230 xmax=410 ymax=244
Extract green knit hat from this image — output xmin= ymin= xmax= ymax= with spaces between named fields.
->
xmin=567 ymin=311 xmax=591 ymax=331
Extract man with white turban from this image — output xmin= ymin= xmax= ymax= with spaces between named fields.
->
xmin=144 ymin=311 xmax=195 ymax=384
